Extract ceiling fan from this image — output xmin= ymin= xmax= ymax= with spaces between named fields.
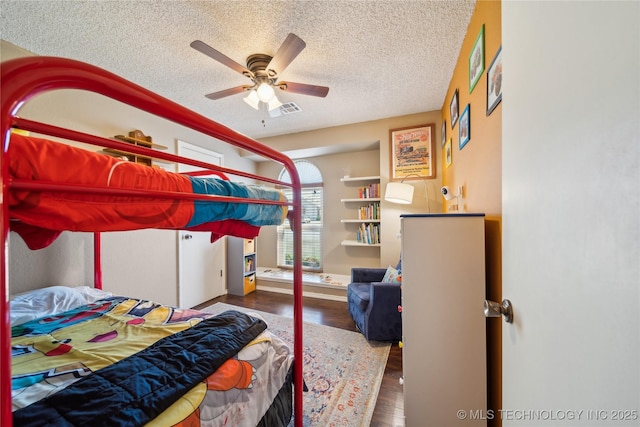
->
xmin=191 ymin=33 xmax=329 ymax=114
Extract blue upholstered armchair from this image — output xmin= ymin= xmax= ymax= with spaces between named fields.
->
xmin=347 ymin=266 xmax=402 ymax=342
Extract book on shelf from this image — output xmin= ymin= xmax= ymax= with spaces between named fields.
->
xmin=356 ymin=222 xmax=380 ymax=244
xmin=358 ymin=183 xmax=380 ymax=199
xmin=358 ymin=202 xmax=380 ymax=220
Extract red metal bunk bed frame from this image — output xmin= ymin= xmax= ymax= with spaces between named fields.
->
xmin=0 ymin=56 xmax=304 ymax=427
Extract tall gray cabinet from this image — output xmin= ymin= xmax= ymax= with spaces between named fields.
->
xmin=400 ymin=213 xmax=487 ymax=426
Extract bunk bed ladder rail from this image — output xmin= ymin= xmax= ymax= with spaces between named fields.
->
xmin=0 ymin=56 xmax=304 ymax=427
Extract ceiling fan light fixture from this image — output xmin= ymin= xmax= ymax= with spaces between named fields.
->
xmin=256 ymin=82 xmax=276 ymax=102
xmin=267 ymin=97 xmax=283 ymax=111
xmin=243 ymin=90 xmax=261 ymax=110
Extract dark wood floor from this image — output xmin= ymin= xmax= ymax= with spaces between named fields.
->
xmin=197 ymin=290 xmax=405 ymax=427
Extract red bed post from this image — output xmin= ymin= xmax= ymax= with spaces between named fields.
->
xmin=94 ymin=233 xmax=102 ymax=290
xmin=286 ymin=166 xmax=304 ymax=427
xmin=0 ymin=159 xmax=11 ymax=425
xmin=0 ymin=188 xmax=10 ymax=426
xmin=1 ymin=73 xmax=14 ymax=427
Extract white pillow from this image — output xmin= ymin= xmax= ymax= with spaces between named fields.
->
xmin=10 ymin=286 xmax=112 ymax=326
xmin=73 ymin=286 xmax=112 ymax=303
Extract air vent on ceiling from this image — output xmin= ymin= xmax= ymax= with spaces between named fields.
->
xmin=279 ymin=102 xmax=302 ymax=115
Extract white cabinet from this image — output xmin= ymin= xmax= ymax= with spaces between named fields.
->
xmin=401 ymin=214 xmax=487 ymax=426
xmin=340 ymin=176 xmax=381 ymax=247
xmin=227 ymin=237 xmax=257 ymax=296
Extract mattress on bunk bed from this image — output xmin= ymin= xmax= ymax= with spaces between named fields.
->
xmin=10 ymin=286 xmax=294 ymax=427
xmin=8 ymin=133 xmax=288 ymax=249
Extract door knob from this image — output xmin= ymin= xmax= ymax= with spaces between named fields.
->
xmin=183 ymin=234 xmax=193 ymax=240
xmin=484 ymin=299 xmax=513 ymax=323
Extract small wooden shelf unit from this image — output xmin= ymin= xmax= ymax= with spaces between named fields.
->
xmin=227 ymin=237 xmax=257 ymax=295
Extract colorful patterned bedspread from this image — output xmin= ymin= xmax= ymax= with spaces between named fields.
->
xmin=11 ymin=297 xmax=293 ymax=426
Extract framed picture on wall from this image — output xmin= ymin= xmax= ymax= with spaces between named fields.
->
xmin=441 ymin=121 xmax=446 ymax=147
xmin=469 ymin=25 xmax=485 ymax=93
xmin=450 ymin=89 xmax=459 ymax=129
xmin=486 ymin=46 xmax=503 ymax=116
xmin=445 ymin=138 xmax=452 ymax=168
xmin=389 ymin=124 xmax=436 ymax=181
xmin=459 ymin=104 xmax=471 ymax=150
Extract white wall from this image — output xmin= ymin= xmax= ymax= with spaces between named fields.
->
xmin=502 ymin=1 xmax=639 ymax=421
xmin=3 ymin=41 xmax=256 ymax=304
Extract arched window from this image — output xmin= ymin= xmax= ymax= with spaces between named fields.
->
xmin=277 ymin=160 xmax=323 ymax=271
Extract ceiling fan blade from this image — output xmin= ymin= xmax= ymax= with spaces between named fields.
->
xmin=278 ymin=81 xmax=329 ymax=98
xmin=266 ymin=33 xmax=306 ymax=77
xmin=191 ymin=40 xmax=254 ymax=78
xmin=205 ymin=85 xmax=252 ymax=100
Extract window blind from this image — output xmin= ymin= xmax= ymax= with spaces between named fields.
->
xmin=277 ymin=161 xmax=323 ymax=271
xmin=277 ymin=186 xmax=323 ymax=271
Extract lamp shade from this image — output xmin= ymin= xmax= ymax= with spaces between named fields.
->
xmin=243 ymin=90 xmax=260 ymax=110
xmin=385 ymin=182 xmax=414 ymax=204
xmin=256 ymin=82 xmax=276 ymax=102
xmin=267 ymin=97 xmax=282 ymax=111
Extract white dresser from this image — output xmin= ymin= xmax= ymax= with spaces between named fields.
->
xmin=401 ymin=214 xmax=487 ymax=426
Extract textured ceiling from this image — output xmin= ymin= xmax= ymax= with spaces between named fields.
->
xmin=0 ymin=0 xmax=475 ymax=140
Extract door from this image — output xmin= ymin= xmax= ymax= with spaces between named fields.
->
xmin=177 ymin=140 xmax=226 ymax=308
xmin=502 ymin=2 xmax=639 ymax=424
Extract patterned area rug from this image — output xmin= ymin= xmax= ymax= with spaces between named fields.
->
xmin=202 ymin=302 xmax=391 ymax=427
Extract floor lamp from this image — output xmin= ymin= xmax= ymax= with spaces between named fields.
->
xmin=384 ymin=174 xmax=430 ymax=213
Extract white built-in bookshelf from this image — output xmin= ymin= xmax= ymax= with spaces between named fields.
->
xmin=340 ymin=175 xmax=381 ymax=247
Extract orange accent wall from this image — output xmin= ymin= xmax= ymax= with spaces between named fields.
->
xmin=442 ymin=0 xmax=501 ymax=215
xmin=440 ymin=1 xmax=502 ymax=425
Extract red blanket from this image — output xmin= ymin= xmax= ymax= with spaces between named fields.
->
xmin=8 ymin=134 xmax=263 ymax=249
